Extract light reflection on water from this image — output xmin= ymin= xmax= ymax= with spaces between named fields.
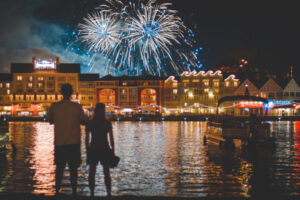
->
xmin=0 ymin=121 xmax=299 ymax=197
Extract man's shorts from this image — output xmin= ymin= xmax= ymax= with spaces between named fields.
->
xmin=54 ymin=144 xmax=81 ymax=168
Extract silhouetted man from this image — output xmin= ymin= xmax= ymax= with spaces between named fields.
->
xmin=47 ymin=84 xmax=85 ymax=196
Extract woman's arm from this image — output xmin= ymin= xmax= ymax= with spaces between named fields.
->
xmin=108 ymin=129 xmax=115 ymax=155
xmin=85 ymin=126 xmax=90 ymax=150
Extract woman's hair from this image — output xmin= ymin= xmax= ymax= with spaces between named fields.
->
xmin=93 ymin=103 xmax=106 ymax=120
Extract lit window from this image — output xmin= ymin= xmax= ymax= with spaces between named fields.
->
xmin=225 ymin=82 xmax=229 ymax=87
xmin=184 ymin=89 xmax=188 ymax=93
xmin=173 ymin=83 xmax=178 ymax=87
xmin=38 ymin=76 xmax=44 ymax=81
xmin=7 ymin=90 xmax=10 ymax=94
xmin=17 ymin=76 xmax=22 ymax=81
xmin=28 ymin=83 xmax=33 ymax=87
xmin=122 ymin=82 xmax=127 ymax=86
xmin=215 ymin=88 xmax=219 ymax=93
xmin=122 ymin=89 xmax=125 ymax=94
xmin=213 ymin=80 xmax=219 ymax=87
xmin=38 ymin=83 xmax=43 ymax=88
xmin=188 ymin=92 xmax=194 ymax=99
xmin=184 ymin=102 xmax=188 ymax=106
xmin=6 ymin=83 xmax=10 ymax=88
xmin=132 ymin=89 xmax=135 ymax=94
xmin=203 ymin=79 xmax=209 ymax=86
xmin=29 ymin=76 xmax=33 ymax=81
xmin=0 ymin=83 xmax=2 ymax=88
xmin=204 ymin=88 xmax=209 ymax=93
xmin=234 ymin=81 xmax=238 ymax=87
xmin=173 ymin=89 xmax=177 ymax=94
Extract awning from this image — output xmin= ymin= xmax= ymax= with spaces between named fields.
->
xmin=218 ymin=95 xmax=268 ymax=106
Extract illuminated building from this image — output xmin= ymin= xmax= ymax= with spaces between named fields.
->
xmin=0 ymin=57 xmax=97 ymax=117
xmin=95 ymin=75 xmax=163 ymax=115
xmin=1 ymin=57 xmax=299 ymax=117
xmin=176 ymin=71 xmax=239 ymax=114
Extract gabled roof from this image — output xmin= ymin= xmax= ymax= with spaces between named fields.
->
xmin=235 ymin=79 xmax=259 ymax=95
xmin=284 ymin=78 xmax=300 ymax=92
xmin=259 ymin=78 xmax=283 ymax=92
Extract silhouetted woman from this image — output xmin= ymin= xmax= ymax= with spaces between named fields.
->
xmin=85 ymin=103 xmax=115 ymax=197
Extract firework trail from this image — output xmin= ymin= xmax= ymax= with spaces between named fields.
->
xmin=78 ymin=0 xmax=200 ymax=76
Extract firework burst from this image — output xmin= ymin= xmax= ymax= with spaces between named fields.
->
xmin=78 ymin=0 xmax=201 ymax=76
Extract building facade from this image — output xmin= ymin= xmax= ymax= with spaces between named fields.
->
xmin=1 ymin=58 xmax=299 ymax=117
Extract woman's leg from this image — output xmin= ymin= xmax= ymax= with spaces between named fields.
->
xmin=88 ymin=164 xmax=97 ymax=196
xmin=103 ymin=164 xmax=111 ymax=196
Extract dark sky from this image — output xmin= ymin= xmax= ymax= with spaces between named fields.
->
xmin=0 ymin=0 xmax=299 ymax=77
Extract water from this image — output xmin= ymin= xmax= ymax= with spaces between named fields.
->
xmin=0 ymin=121 xmax=299 ymax=198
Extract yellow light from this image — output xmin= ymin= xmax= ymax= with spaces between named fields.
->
xmin=208 ymin=92 xmax=214 ymax=98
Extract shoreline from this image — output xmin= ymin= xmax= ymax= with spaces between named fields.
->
xmin=1 ymin=193 xmax=298 ymax=200
xmin=2 ymin=115 xmax=300 ymax=122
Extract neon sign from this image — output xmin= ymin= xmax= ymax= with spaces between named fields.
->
xmin=34 ymin=59 xmax=56 ymax=70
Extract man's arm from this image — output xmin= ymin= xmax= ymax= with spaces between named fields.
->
xmin=85 ymin=125 xmax=90 ymax=151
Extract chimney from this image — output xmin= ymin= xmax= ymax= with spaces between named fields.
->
xmin=56 ymin=57 xmax=60 ymax=65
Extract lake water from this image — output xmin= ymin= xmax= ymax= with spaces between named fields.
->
xmin=0 ymin=121 xmax=299 ymax=198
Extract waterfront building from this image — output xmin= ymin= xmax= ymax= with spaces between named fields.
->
xmin=0 ymin=74 xmax=12 ymax=116
xmin=95 ymin=75 xmax=164 ymax=116
xmin=0 ymin=57 xmax=97 ymax=117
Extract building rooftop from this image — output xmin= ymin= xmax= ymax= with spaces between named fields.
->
xmin=99 ymin=74 xmax=167 ymax=81
xmin=0 ymin=73 xmax=13 ymax=81
xmin=10 ymin=63 xmax=81 ymax=73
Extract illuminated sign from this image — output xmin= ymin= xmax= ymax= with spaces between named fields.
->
xmin=238 ymin=101 xmax=263 ymax=108
xmin=34 ymin=59 xmax=56 ymax=70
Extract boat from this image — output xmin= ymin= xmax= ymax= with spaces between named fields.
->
xmin=203 ymin=95 xmax=274 ymax=150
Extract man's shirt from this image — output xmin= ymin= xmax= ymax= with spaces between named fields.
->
xmin=47 ymin=99 xmax=85 ymax=146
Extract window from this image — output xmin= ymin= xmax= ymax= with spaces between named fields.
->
xmin=88 ymin=96 xmax=93 ymax=100
xmin=6 ymin=83 xmax=10 ymax=88
xmin=122 ymin=89 xmax=126 ymax=94
xmin=132 ymin=89 xmax=135 ymax=94
xmin=204 ymin=88 xmax=209 ymax=93
xmin=290 ymin=92 xmax=295 ymax=97
xmin=203 ymin=79 xmax=209 ymax=86
xmin=225 ymin=82 xmax=229 ymax=87
xmin=28 ymin=83 xmax=33 ymax=87
xmin=7 ymin=90 xmax=10 ymax=94
xmin=173 ymin=89 xmax=177 ymax=94
xmin=215 ymin=88 xmax=219 ymax=93
xmin=276 ymin=92 xmax=283 ymax=97
xmin=37 ymin=76 xmax=44 ymax=81
xmin=213 ymin=80 xmax=219 ymax=87
xmin=29 ymin=76 xmax=33 ymax=81
xmin=58 ymin=77 xmax=66 ymax=81
xmin=0 ymin=83 xmax=2 ymax=88
xmin=284 ymin=92 xmax=289 ymax=97
xmin=296 ymin=92 xmax=300 ymax=97
xmin=234 ymin=81 xmax=238 ymax=87
xmin=48 ymin=76 xmax=54 ymax=81
xmin=184 ymin=89 xmax=188 ymax=93
xmin=192 ymin=79 xmax=200 ymax=82
xmin=81 ymin=96 xmax=86 ymax=101
xmin=268 ymin=93 xmax=274 ymax=98
xmin=38 ymin=83 xmax=43 ymax=88
xmin=17 ymin=76 xmax=22 ymax=81
xmin=122 ymin=82 xmax=127 ymax=86
xmin=172 ymin=83 xmax=178 ymax=87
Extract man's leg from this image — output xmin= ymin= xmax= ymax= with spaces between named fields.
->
xmin=55 ymin=165 xmax=65 ymax=194
xmin=69 ymin=165 xmax=78 ymax=196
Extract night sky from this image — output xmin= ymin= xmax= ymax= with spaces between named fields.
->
xmin=0 ymin=0 xmax=299 ymax=78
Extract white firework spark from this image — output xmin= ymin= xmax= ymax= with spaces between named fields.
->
xmin=79 ymin=0 xmax=199 ymax=76
xmin=78 ymin=11 xmax=121 ymax=55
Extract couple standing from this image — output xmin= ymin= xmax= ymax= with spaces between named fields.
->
xmin=47 ymin=83 xmax=115 ymax=197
